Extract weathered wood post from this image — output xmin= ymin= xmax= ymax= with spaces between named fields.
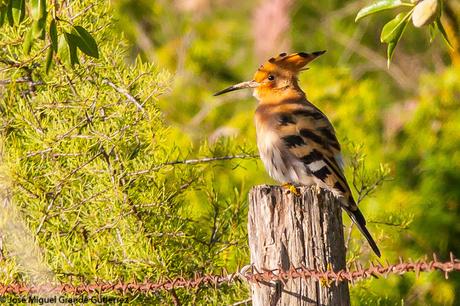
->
xmin=248 ymin=185 xmax=350 ymax=305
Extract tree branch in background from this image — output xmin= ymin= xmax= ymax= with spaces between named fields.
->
xmin=0 ymin=78 xmax=45 ymax=87
xmin=103 ymin=79 xmax=144 ymax=111
xmin=345 ymin=143 xmax=391 ymax=255
xmin=349 ymin=144 xmax=391 ymax=205
xmin=323 ymin=22 xmax=415 ymax=90
xmin=126 ymin=154 xmax=259 ymax=177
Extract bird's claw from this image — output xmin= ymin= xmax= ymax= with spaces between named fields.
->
xmin=315 ymin=184 xmax=321 ymax=195
xmin=282 ymin=183 xmax=300 ymax=196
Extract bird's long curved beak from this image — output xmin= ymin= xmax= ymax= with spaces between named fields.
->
xmin=213 ymin=80 xmax=259 ymax=96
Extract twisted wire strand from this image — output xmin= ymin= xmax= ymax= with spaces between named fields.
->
xmin=0 ymin=253 xmax=458 ymax=295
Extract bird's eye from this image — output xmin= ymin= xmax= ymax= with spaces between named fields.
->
xmin=268 ymin=75 xmax=275 ymax=81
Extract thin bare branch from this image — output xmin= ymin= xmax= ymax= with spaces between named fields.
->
xmin=103 ymin=79 xmax=144 ymax=111
xmin=126 ymin=154 xmax=259 ymax=176
xmin=0 ymin=78 xmax=45 ymax=87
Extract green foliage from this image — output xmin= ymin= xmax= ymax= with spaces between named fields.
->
xmin=0 ymin=0 xmax=99 ymax=69
xmin=356 ymin=0 xmax=452 ymax=66
xmin=107 ymin=0 xmax=460 ymax=303
xmin=0 ymin=0 xmax=252 ymax=304
xmin=0 ymin=0 xmax=459 ymax=304
xmin=355 ymin=0 xmax=409 ymax=21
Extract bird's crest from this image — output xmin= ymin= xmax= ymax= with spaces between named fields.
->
xmin=213 ymin=51 xmax=326 ymax=97
xmin=254 ymin=51 xmax=326 ymax=82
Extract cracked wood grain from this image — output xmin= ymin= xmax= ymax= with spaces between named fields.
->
xmin=248 ymin=185 xmax=350 ymax=306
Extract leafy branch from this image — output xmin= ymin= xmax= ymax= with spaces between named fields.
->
xmin=349 ymin=144 xmax=391 ymax=204
xmin=356 ymin=0 xmax=452 ymax=66
xmin=0 ymin=0 xmax=99 ymax=71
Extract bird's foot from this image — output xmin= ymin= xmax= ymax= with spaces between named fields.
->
xmin=282 ymin=183 xmax=300 ymax=196
xmin=315 ymin=184 xmax=322 ymax=195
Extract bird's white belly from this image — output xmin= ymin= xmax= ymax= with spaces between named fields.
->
xmin=256 ymin=129 xmax=312 ymax=185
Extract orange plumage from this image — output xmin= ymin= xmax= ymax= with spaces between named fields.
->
xmin=214 ymin=51 xmax=381 ymax=257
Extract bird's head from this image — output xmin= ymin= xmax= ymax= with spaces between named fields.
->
xmin=214 ymin=51 xmax=326 ymax=100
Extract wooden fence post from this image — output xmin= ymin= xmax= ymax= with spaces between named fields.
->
xmin=248 ymin=185 xmax=350 ymax=306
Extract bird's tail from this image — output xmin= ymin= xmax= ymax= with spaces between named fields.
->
xmin=345 ymin=207 xmax=381 ymax=257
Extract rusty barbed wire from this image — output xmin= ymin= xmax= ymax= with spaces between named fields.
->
xmin=0 ymin=253 xmax=458 ymax=295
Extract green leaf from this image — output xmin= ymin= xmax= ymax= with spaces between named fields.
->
xmin=22 ymin=27 xmax=33 ymax=54
xmin=32 ymin=18 xmax=46 ymax=39
xmin=380 ymin=12 xmax=411 ymax=43
xmin=64 ymin=32 xmax=80 ymax=66
xmin=355 ymin=0 xmax=409 ymax=22
xmin=429 ymin=23 xmax=437 ymax=43
xmin=382 ymin=11 xmax=412 ymax=66
xmin=58 ymin=33 xmax=79 ymax=66
xmin=57 ymin=35 xmax=68 ymax=63
xmin=387 ymin=41 xmax=397 ymax=68
xmin=0 ymin=5 xmax=6 ymax=27
xmin=6 ymin=0 xmax=13 ymax=26
xmin=435 ymin=18 xmax=453 ymax=48
xmin=31 ymin=0 xmax=46 ymax=20
xmin=31 ymin=0 xmax=38 ymax=17
xmin=31 ymin=0 xmax=46 ymax=39
xmin=70 ymin=25 xmax=99 ymax=58
xmin=438 ymin=0 xmax=443 ymax=19
xmin=9 ymin=0 xmax=25 ymax=25
xmin=49 ymin=19 xmax=58 ymax=51
xmin=45 ymin=47 xmax=53 ymax=74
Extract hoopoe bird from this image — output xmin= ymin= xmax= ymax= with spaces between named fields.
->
xmin=214 ymin=51 xmax=381 ymax=257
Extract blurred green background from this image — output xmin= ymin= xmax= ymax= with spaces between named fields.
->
xmin=113 ymin=0 xmax=460 ymax=304
xmin=1 ymin=0 xmax=460 ymax=304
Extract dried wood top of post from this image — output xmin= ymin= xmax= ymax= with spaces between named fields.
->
xmin=248 ymin=184 xmax=350 ymax=306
